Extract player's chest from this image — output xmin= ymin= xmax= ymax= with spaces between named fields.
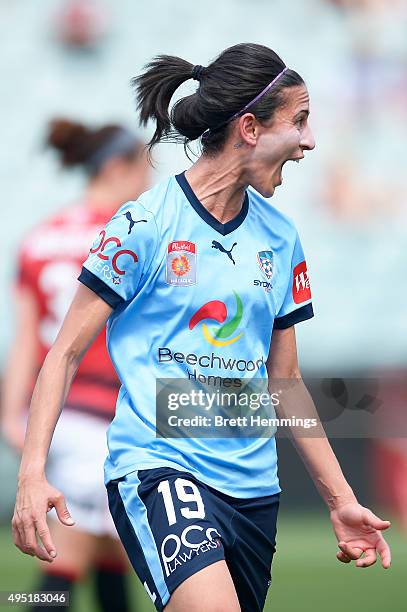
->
xmin=150 ymin=232 xmax=286 ymax=322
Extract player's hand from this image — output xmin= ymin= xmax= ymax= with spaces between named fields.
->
xmin=12 ymin=475 xmax=75 ymax=562
xmin=330 ymin=502 xmax=391 ymax=569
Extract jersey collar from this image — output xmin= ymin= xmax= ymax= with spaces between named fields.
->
xmin=175 ymin=171 xmax=249 ymax=236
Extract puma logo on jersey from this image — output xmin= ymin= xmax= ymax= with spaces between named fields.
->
xmin=124 ymin=211 xmax=147 ymax=234
xmin=211 ymin=240 xmax=237 ymax=265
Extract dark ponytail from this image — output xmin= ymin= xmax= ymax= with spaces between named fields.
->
xmin=132 ymin=55 xmax=194 ymax=148
xmin=47 ymin=119 xmax=93 ymax=166
xmin=47 ymin=118 xmax=140 ymax=175
xmin=132 ymin=43 xmax=305 ymax=156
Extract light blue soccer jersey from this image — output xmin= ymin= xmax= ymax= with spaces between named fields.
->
xmin=79 ymin=172 xmax=313 ymax=498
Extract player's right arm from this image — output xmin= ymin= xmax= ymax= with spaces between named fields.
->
xmin=12 ymin=284 xmax=112 ymax=562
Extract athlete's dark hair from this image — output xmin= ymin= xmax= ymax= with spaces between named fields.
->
xmin=132 ymin=43 xmax=304 ymax=156
xmin=47 ymin=118 xmax=140 ymax=176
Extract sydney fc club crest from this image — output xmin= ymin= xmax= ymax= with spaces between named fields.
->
xmin=166 ymin=241 xmax=197 ymax=286
xmin=257 ymin=250 xmax=274 ymax=281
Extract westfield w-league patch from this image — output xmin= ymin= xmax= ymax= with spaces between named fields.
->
xmin=165 ymin=241 xmax=197 ymax=286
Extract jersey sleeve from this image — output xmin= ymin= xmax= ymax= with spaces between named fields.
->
xmin=15 ymin=240 xmax=35 ymax=293
xmin=273 ymin=230 xmax=314 ymax=329
xmin=78 ymin=201 xmax=158 ymax=308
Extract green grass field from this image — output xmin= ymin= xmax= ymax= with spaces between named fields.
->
xmin=0 ymin=514 xmax=405 ymax=611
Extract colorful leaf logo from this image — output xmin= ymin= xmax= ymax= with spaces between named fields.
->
xmin=189 ymin=291 xmax=243 ymax=346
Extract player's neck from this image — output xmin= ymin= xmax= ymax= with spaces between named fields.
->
xmin=185 ymin=155 xmax=247 ymax=224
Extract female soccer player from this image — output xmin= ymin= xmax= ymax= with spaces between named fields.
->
xmin=12 ymin=44 xmax=391 ymax=612
xmin=3 ymin=118 xmax=149 ymax=611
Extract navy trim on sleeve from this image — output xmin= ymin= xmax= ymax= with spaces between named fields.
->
xmin=273 ymin=303 xmax=314 ymax=330
xmin=78 ymin=267 xmax=124 ymax=309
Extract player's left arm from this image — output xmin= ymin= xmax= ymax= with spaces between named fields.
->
xmin=266 ymin=326 xmax=392 ymax=569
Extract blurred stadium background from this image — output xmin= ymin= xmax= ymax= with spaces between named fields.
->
xmin=1 ymin=0 xmax=406 ymax=610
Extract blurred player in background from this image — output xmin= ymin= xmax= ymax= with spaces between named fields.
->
xmin=371 ymin=372 xmax=407 ymax=536
xmin=1 ymin=118 xmax=150 ymax=611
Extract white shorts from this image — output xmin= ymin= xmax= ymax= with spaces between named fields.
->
xmin=46 ymin=409 xmax=117 ymax=538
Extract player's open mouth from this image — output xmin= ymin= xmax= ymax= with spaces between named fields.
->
xmin=278 ymin=156 xmax=303 ymax=183
xmin=284 ymin=156 xmax=303 ymax=167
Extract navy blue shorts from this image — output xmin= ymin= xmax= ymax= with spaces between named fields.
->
xmin=107 ymin=467 xmax=279 ymax=611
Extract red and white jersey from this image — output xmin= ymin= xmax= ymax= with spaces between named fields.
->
xmin=17 ymin=203 xmax=120 ymax=419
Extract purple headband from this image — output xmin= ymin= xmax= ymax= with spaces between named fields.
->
xmin=202 ymin=66 xmax=289 ymax=138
